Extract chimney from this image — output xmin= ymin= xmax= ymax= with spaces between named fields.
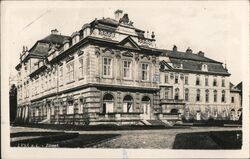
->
xmin=114 ymin=9 xmax=123 ymax=21
xmin=151 ymin=32 xmax=155 ymax=39
xmin=173 ymin=45 xmax=177 ymax=52
xmin=51 ymin=29 xmax=59 ymax=35
xmin=186 ymin=47 xmax=193 ymax=54
xmin=198 ymin=51 xmax=204 ymax=56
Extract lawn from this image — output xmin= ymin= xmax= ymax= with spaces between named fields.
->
xmin=173 ymin=130 xmax=242 ymax=149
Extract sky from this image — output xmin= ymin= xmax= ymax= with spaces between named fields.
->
xmin=2 ymin=1 xmax=249 ymax=85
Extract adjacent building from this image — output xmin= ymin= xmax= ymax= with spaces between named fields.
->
xmin=15 ymin=10 xmax=235 ymax=125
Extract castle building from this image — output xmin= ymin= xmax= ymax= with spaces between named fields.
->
xmin=15 ymin=10 xmax=233 ymax=125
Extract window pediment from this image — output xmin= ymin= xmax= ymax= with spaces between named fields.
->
xmin=122 ymin=51 xmax=133 ymax=57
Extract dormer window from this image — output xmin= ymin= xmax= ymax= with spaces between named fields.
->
xmin=201 ymin=64 xmax=208 ymax=71
xmin=63 ymin=40 xmax=70 ymax=51
xmin=71 ymin=32 xmax=80 ymax=45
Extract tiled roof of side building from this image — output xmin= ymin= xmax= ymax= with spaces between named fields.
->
xmin=159 ymin=49 xmax=221 ymax=63
xmin=169 ymin=58 xmax=229 ymax=74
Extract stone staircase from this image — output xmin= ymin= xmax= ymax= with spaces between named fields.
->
xmin=140 ymin=119 xmax=172 ymax=126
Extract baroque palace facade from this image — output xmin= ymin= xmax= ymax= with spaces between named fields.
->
xmin=15 ymin=10 xmax=237 ymax=125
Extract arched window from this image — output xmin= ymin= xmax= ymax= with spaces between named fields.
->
xmin=185 ymin=88 xmax=189 ymax=101
xmin=170 ymin=109 xmax=179 ymax=114
xmin=142 ymin=96 xmax=150 ymax=115
xmin=123 ymin=95 xmax=133 ymax=113
xmin=205 ymin=89 xmax=209 ymax=103
xmin=213 ymin=78 xmax=217 ymax=86
xmin=196 ymin=89 xmax=201 ymax=101
xmin=196 ymin=76 xmax=200 ymax=85
xmin=221 ymin=90 xmax=226 ymax=102
xmin=214 ymin=90 xmax=217 ymax=102
xmin=103 ymin=93 xmax=114 ymax=114
xmin=174 ymin=88 xmax=179 ymax=100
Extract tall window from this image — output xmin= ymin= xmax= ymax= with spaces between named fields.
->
xmin=164 ymin=74 xmax=169 ymax=83
xmin=221 ymin=90 xmax=226 ymax=102
xmin=205 ymin=89 xmax=209 ymax=103
xmin=222 ymin=78 xmax=225 ymax=87
xmin=103 ymin=57 xmax=112 ymax=77
xmin=123 ymin=60 xmax=132 ymax=79
xmin=141 ymin=63 xmax=149 ymax=81
xmin=196 ymin=89 xmax=201 ymax=101
xmin=164 ymin=87 xmax=170 ymax=99
xmin=79 ymin=57 xmax=84 ymax=78
xmin=67 ymin=100 xmax=74 ymax=114
xmin=184 ymin=76 xmax=188 ymax=85
xmin=231 ymin=97 xmax=234 ymax=103
xmin=205 ymin=76 xmax=209 ymax=86
xmin=66 ymin=62 xmax=74 ymax=82
xmin=196 ymin=76 xmax=200 ymax=85
xmin=123 ymin=95 xmax=133 ymax=113
xmin=174 ymin=88 xmax=179 ymax=100
xmin=185 ymin=88 xmax=189 ymax=101
xmin=213 ymin=78 xmax=217 ymax=86
xmin=214 ymin=90 xmax=217 ymax=102
xmin=59 ymin=67 xmax=63 ymax=84
xmin=175 ymin=75 xmax=179 ymax=84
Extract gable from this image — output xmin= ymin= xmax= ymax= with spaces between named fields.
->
xmin=160 ymin=60 xmax=173 ymax=71
xmin=119 ymin=36 xmax=140 ymax=50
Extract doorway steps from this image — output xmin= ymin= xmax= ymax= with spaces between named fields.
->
xmin=38 ymin=118 xmax=50 ymax=124
xmin=140 ymin=120 xmax=152 ymax=125
xmin=140 ymin=120 xmax=172 ymax=126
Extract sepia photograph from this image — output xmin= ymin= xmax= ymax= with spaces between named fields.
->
xmin=1 ymin=1 xmax=249 ymax=158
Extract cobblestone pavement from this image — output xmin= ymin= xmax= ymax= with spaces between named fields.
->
xmin=10 ymin=126 xmax=241 ymax=149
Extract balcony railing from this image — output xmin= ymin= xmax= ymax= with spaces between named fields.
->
xmin=160 ymin=99 xmax=185 ymax=104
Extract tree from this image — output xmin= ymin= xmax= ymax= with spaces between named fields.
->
xmin=9 ymin=84 xmax=17 ymax=122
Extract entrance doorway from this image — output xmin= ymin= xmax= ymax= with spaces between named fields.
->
xmin=142 ymin=96 xmax=150 ymax=119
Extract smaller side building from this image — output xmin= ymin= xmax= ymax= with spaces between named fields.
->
xmin=230 ymin=82 xmax=242 ymax=120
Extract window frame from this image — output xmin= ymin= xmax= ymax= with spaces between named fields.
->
xmin=141 ymin=63 xmax=150 ymax=81
xmin=103 ymin=57 xmax=113 ymax=78
xmin=123 ymin=60 xmax=132 ymax=79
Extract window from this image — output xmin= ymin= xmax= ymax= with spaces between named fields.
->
xmin=221 ymin=90 xmax=226 ymax=102
xmin=103 ymin=93 xmax=114 ymax=114
xmin=222 ymin=78 xmax=225 ymax=87
xmin=79 ymin=98 xmax=84 ymax=114
xmin=103 ymin=57 xmax=112 ymax=77
xmin=185 ymin=88 xmax=189 ymax=101
xmin=67 ymin=100 xmax=74 ymax=114
xmin=174 ymin=88 xmax=179 ymax=100
xmin=123 ymin=95 xmax=133 ymax=113
xmin=175 ymin=75 xmax=179 ymax=84
xmin=205 ymin=76 xmax=209 ymax=86
xmin=231 ymin=97 xmax=234 ymax=103
xmin=141 ymin=63 xmax=149 ymax=81
xmin=123 ymin=60 xmax=132 ymax=79
xmin=79 ymin=57 xmax=84 ymax=78
xmin=59 ymin=102 xmax=63 ymax=115
xmin=59 ymin=67 xmax=63 ymax=84
xmin=214 ymin=90 xmax=217 ymax=102
xmin=213 ymin=78 xmax=217 ymax=86
xmin=205 ymin=89 xmax=209 ymax=102
xmin=164 ymin=74 xmax=169 ymax=83
xmin=184 ymin=76 xmax=188 ymax=85
xmin=66 ymin=62 xmax=74 ymax=82
xmin=164 ymin=87 xmax=170 ymax=99
xmin=196 ymin=89 xmax=201 ymax=101
xmin=196 ymin=76 xmax=200 ymax=85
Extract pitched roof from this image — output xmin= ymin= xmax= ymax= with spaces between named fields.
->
xmin=159 ymin=49 xmax=221 ymax=63
xmin=38 ymin=34 xmax=70 ymax=44
xmin=28 ymin=34 xmax=70 ymax=56
xmin=165 ymin=58 xmax=229 ymax=75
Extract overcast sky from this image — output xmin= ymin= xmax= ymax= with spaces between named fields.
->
xmin=3 ymin=1 xmax=248 ymax=85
